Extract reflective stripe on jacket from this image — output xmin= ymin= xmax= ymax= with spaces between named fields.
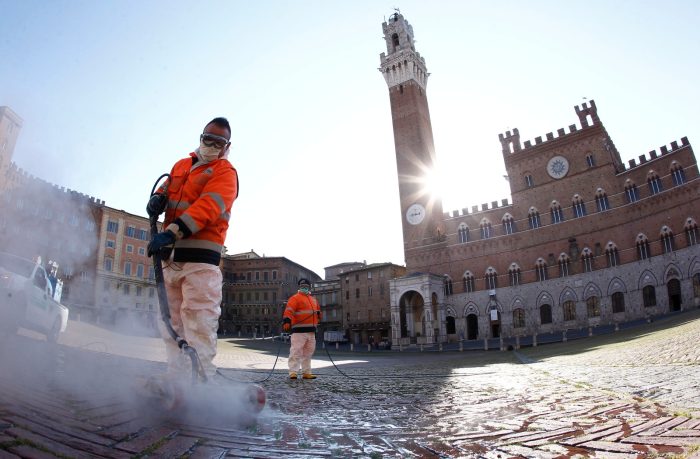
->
xmin=162 ymin=152 xmax=238 ymax=265
xmin=283 ymin=291 xmax=321 ymax=333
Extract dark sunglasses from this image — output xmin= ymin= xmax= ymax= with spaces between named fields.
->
xmin=200 ymin=133 xmax=229 ymax=149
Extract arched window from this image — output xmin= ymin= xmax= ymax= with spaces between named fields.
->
xmin=550 ymin=201 xmax=564 ymax=224
xmin=540 ymin=304 xmax=552 ymax=324
xmin=684 ymin=218 xmax=698 ymax=246
xmin=624 ymin=179 xmax=639 ymax=203
xmin=585 ymin=153 xmax=596 ymax=167
xmin=508 ymin=263 xmax=521 ymax=286
xmin=605 ymin=242 xmax=619 ymax=267
xmin=443 ymin=275 xmax=453 ymax=296
xmin=563 ymin=300 xmax=576 ymax=321
xmin=485 ymin=267 xmax=498 ymax=290
xmin=463 ymin=271 xmax=475 ymax=293
xmin=660 ymin=226 xmax=675 ymax=253
xmin=502 ymin=213 xmax=516 ymax=235
xmin=636 ymin=234 xmax=651 ymax=260
xmin=643 ymin=285 xmax=656 ymax=307
xmin=581 ymin=247 xmax=594 ymax=273
xmin=595 ymin=188 xmax=610 ymax=212
xmin=586 ymin=296 xmax=600 ymax=317
xmin=647 ymin=170 xmax=663 ymax=195
xmin=513 ymin=308 xmax=525 ymax=328
xmin=611 ymin=292 xmax=625 ymax=313
xmin=558 ymin=253 xmax=571 ymax=277
xmin=391 ymin=33 xmax=400 ymax=49
xmin=671 ymin=161 xmax=686 ymax=186
xmin=535 ymin=258 xmax=548 ymax=282
xmin=480 ymin=219 xmax=493 ymax=239
xmin=458 ymin=223 xmax=470 ymax=243
xmin=693 ymin=273 xmax=700 ymax=299
xmin=572 ymin=194 xmax=587 ymax=218
xmin=528 ymin=207 xmax=541 ymax=229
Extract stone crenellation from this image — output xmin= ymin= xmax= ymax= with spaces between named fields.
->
xmin=7 ymin=163 xmax=105 ymax=205
xmin=499 ymin=100 xmax=600 ymax=156
xmin=444 ymin=198 xmax=511 ymax=219
xmin=620 ymin=136 xmax=690 ymax=172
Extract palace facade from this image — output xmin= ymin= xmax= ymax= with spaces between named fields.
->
xmin=380 ymin=13 xmax=700 ymax=346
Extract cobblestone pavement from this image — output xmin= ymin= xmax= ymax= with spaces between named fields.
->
xmin=1 ymin=310 xmax=699 ymax=458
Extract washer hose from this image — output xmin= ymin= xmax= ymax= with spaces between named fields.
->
xmin=149 ymin=173 xmax=208 ymax=385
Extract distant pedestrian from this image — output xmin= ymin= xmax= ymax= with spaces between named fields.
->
xmin=283 ymin=278 xmax=321 ymax=379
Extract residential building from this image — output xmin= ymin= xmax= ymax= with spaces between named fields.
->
xmin=339 ymin=263 xmax=406 ymax=345
xmin=95 ymin=206 xmax=157 ymax=331
xmin=220 ymin=250 xmax=321 ymax=336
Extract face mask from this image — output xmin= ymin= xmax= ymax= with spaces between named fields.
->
xmin=198 ymin=143 xmax=222 ymax=162
xmin=299 ymin=287 xmax=310 ymax=294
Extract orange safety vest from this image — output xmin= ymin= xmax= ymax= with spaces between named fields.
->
xmin=162 ymin=152 xmax=238 ymax=265
xmin=283 ymin=291 xmax=321 ymax=333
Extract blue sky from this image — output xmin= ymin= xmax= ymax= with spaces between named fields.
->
xmin=1 ymin=0 xmax=698 ymax=277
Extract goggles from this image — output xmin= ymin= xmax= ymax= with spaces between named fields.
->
xmin=200 ymin=133 xmax=229 ymax=149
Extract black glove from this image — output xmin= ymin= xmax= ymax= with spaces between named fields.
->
xmin=146 ymin=193 xmax=168 ymax=217
xmin=147 ymin=230 xmax=176 ymax=257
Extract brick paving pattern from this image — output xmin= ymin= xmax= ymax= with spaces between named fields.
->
xmin=0 ymin=310 xmax=699 ymax=458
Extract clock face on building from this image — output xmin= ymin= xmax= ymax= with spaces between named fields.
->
xmin=406 ymin=203 xmax=426 ymax=225
xmin=547 ymin=155 xmax=570 ymax=179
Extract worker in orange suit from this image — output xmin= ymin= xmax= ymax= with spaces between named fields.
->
xmin=147 ymin=117 xmax=238 ymax=383
xmin=283 ymin=278 xmax=321 ymax=379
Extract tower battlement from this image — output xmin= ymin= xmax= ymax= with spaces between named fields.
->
xmin=500 ymin=100 xmax=601 ymax=156
xmin=622 ymin=136 xmax=691 ymax=171
xmin=7 ymin=163 xmax=105 ymax=205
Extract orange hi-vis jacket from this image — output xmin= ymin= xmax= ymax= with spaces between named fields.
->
xmin=283 ymin=291 xmax=321 ymax=334
xmin=162 ymin=152 xmax=238 ymax=265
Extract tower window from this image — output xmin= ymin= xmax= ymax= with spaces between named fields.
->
xmin=595 ymin=189 xmax=610 ymax=212
xmin=525 ymin=175 xmax=534 ymax=188
xmin=572 ymin=195 xmax=587 ymax=218
xmin=685 ymin=219 xmax=699 ymax=246
xmin=443 ymin=276 xmax=453 ymax=296
xmin=458 ymin=224 xmax=469 ymax=243
xmin=502 ymin=214 xmax=516 ymax=235
xmin=671 ymin=163 xmax=686 ymax=186
xmin=625 ymin=183 xmax=639 ymax=203
xmin=528 ymin=208 xmax=541 ymax=229
xmin=586 ymin=154 xmax=596 ymax=168
xmin=392 ymin=33 xmax=399 ymax=49
xmin=480 ymin=221 xmax=492 ymax=239
xmin=463 ymin=272 xmax=475 ymax=293
xmin=535 ymin=259 xmax=548 ymax=282
xmin=660 ymin=227 xmax=675 ymax=253
xmin=581 ymin=248 xmax=594 ymax=273
xmin=636 ymin=234 xmax=651 ymax=260
xmin=648 ymin=173 xmax=663 ymax=195
xmin=605 ymin=243 xmax=620 ymax=267
xmin=508 ymin=264 xmax=521 ymax=286
xmin=550 ymin=202 xmax=564 ymax=224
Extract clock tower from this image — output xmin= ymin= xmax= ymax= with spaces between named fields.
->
xmin=379 ymin=12 xmax=444 ymax=265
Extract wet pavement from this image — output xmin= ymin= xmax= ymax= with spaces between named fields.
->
xmin=1 ymin=309 xmax=700 ymax=458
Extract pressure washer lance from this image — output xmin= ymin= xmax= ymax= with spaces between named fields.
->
xmin=148 ymin=173 xmax=208 ymax=385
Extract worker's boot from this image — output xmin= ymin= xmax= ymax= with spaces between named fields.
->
xmin=289 ymin=372 xmax=298 ymax=380
xmin=302 ymin=373 xmax=317 ymax=380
